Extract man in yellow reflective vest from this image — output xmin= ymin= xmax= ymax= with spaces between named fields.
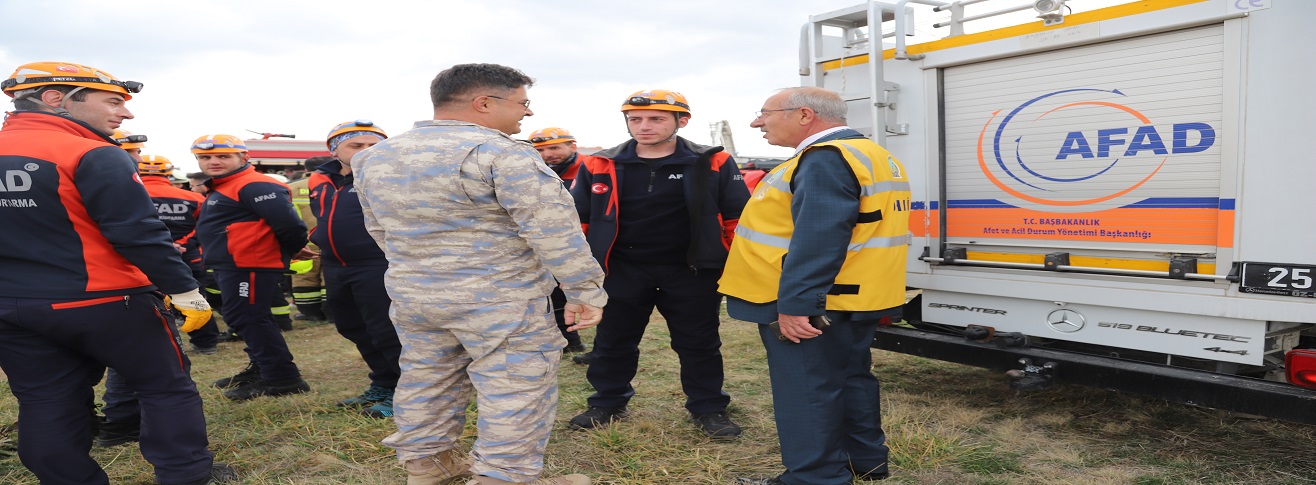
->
xmin=721 ymin=87 xmax=911 ymax=485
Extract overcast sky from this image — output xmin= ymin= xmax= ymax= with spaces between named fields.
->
xmin=2 ymin=0 xmax=1126 ymax=172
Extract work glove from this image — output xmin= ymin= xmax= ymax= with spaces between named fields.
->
xmin=168 ymin=288 xmax=213 ymax=332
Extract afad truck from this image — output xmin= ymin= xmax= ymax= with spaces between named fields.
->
xmin=801 ymin=0 xmax=1316 ymax=423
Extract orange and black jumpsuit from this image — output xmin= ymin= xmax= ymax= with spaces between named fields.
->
xmin=0 ymin=111 xmax=215 ymax=484
xmin=196 ymin=163 xmax=307 ymax=382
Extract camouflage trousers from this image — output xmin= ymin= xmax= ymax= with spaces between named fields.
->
xmin=383 ymin=297 xmax=567 ymax=482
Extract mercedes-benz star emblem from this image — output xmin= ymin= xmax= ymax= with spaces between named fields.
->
xmin=1046 ymin=309 xmax=1085 ymax=333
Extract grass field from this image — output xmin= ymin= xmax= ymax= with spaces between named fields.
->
xmin=1 ymin=310 xmax=1314 ymax=484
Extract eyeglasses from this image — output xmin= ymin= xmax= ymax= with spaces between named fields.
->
xmin=754 ymin=107 xmax=801 ymax=119
xmin=625 ymin=96 xmax=690 ymax=110
xmin=486 ymin=95 xmax=531 ymax=108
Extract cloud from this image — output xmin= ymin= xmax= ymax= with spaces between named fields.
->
xmin=4 ymin=0 xmax=1129 ymax=172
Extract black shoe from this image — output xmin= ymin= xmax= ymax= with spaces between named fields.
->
xmin=562 ymin=344 xmax=587 ymax=354
xmin=277 ymin=320 xmax=293 ymax=332
xmin=293 ymin=312 xmax=327 ymax=321
xmin=190 ymin=344 xmax=217 ymax=355
xmin=212 ymin=363 xmax=260 ymax=389
xmin=336 ymin=384 xmax=391 ymax=408
xmin=222 ymin=377 xmax=310 ymax=401
xmin=171 ymin=462 xmax=238 ymax=485
xmin=691 ymin=411 xmax=742 ymax=439
xmin=853 ymin=463 xmax=889 ymax=481
xmin=95 ymin=419 xmax=139 ymax=447
xmin=215 ymin=331 xmax=242 ymax=343
xmin=571 ymin=352 xmax=593 ymax=365
xmin=568 ymin=406 xmax=628 ymax=430
xmin=733 ymin=476 xmax=787 ymax=485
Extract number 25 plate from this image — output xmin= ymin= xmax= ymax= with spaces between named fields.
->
xmin=1239 ymin=262 xmax=1316 ymax=298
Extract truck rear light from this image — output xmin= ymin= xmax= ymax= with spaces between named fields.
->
xmin=1286 ymin=349 xmax=1316 ymax=388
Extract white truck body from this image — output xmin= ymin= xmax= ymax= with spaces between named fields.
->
xmin=801 ymin=0 xmax=1316 ymax=417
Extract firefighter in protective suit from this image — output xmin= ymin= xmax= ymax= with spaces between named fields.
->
xmin=0 ymin=61 xmax=233 ymax=485
xmin=288 ymin=156 xmax=330 ymax=321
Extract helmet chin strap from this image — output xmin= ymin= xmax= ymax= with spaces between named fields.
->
xmin=18 ymin=86 xmax=87 ymax=118
xmin=51 ymin=87 xmax=87 ymax=117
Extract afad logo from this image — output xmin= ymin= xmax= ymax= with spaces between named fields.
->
xmin=976 ymin=88 xmax=1215 ymax=207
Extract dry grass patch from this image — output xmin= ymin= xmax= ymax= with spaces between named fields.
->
xmin=0 ymin=312 xmax=1313 ymax=484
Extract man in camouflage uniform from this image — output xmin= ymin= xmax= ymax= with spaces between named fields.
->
xmin=354 ymin=63 xmax=606 ymax=485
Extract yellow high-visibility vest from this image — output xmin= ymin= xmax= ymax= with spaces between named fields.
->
xmin=719 ymin=138 xmax=912 ymax=312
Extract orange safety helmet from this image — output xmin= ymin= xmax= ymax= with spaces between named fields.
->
xmin=2 ymin=61 xmax=142 ymax=100
xmin=111 ymin=129 xmax=147 ymax=150
xmin=326 ymin=119 xmax=388 ymax=151
xmin=528 ymin=127 xmax=575 ymax=147
xmin=191 ymin=134 xmax=247 ymax=154
xmin=620 ymin=89 xmax=690 ymax=115
xmin=138 ymin=155 xmax=174 ymax=176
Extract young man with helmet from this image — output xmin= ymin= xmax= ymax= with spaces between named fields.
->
xmin=193 ymin=134 xmax=311 ymax=401
xmin=567 ymin=89 xmax=751 ymax=439
xmin=309 ymin=120 xmax=403 ymax=419
xmin=529 ymin=127 xmax=592 ymax=355
xmin=0 ymin=61 xmax=233 ymax=485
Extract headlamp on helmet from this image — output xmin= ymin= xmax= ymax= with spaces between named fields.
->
xmin=620 ymin=89 xmax=691 ymax=115
xmin=327 ymin=119 xmax=388 ymax=152
xmin=528 ymin=127 xmax=575 ymax=147
xmin=138 ymin=155 xmax=174 ymax=176
xmin=191 ymin=134 xmax=247 ymax=154
xmin=3 ymin=62 xmax=142 ymax=100
xmin=111 ymin=129 xmax=147 ymax=150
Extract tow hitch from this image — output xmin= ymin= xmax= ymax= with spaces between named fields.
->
xmin=1006 ymin=358 xmax=1058 ymax=391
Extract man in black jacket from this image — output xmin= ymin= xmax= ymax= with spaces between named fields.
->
xmin=310 ymin=120 xmax=403 ymax=419
xmin=568 ymin=89 xmax=750 ymax=439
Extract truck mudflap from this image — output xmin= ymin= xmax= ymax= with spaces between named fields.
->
xmin=871 ymin=325 xmax=1316 ymax=425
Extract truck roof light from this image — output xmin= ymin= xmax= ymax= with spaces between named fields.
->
xmin=1285 ymin=349 xmax=1316 ymax=389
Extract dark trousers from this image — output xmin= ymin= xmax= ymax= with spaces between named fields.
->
xmin=323 ymin=264 xmax=402 ymax=389
xmin=550 ymin=286 xmax=582 ymax=347
xmin=759 ymin=315 xmax=889 ymax=485
xmin=0 ymin=293 xmax=213 ymax=485
xmin=214 ymin=270 xmax=301 ymax=381
xmin=585 ymin=261 xmax=730 ymax=413
xmin=103 ymin=309 xmax=193 ymax=423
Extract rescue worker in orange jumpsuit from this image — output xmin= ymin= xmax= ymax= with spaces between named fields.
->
xmin=193 ymin=134 xmax=311 ymax=401
xmin=0 ymin=61 xmax=234 ymax=485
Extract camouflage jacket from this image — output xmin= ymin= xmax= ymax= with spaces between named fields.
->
xmin=353 ymin=119 xmax=607 ymax=306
